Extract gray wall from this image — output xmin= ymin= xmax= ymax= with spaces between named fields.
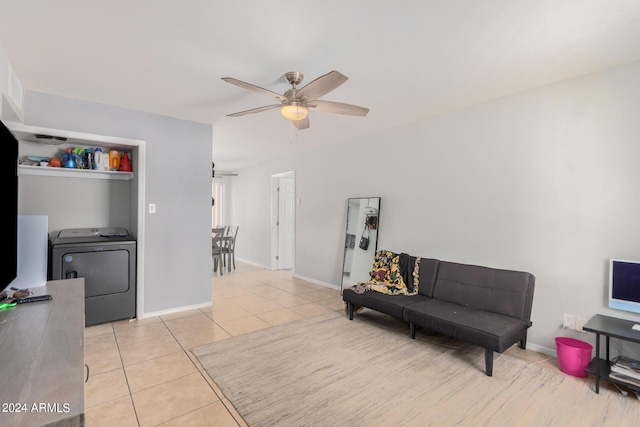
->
xmin=229 ymin=59 xmax=640 ymax=355
xmin=21 ymin=91 xmax=213 ymax=314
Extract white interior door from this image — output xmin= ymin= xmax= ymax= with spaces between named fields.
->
xmin=277 ymin=175 xmax=295 ymax=269
xmin=211 ymin=181 xmax=224 ymax=227
xmin=278 ymin=177 xmax=295 ymax=270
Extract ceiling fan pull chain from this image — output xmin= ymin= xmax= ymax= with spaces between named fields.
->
xmin=289 ymin=121 xmax=300 ymax=143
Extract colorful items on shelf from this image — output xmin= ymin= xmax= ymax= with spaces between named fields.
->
xmin=62 ymin=148 xmax=78 ymax=168
xmin=45 ymin=147 xmax=132 ymax=172
xmin=109 ymin=150 xmax=120 ymax=171
xmin=95 ymin=148 xmax=108 ymax=171
xmin=120 ymin=152 xmax=132 ymax=172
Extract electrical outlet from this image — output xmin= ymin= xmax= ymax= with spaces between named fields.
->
xmin=575 ymin=316 xmax=588 ymax=332
xmin=563 ymin=313 xmax=576 ymax=330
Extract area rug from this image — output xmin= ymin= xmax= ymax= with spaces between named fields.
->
xmin=193 ymin=311 xmax=639 ymax=426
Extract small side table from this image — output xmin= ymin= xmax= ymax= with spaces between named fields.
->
xmin=582 ymin=314 xmax=640 ymax=394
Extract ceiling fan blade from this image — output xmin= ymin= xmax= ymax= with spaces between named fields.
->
xmin=296 ymin=71 xmax=348 ymax=102
xmin=222 ymin=77 xmax=287 ymax=101
xmin=293 ymin=116 xmax=310 ymax=130
xmin=309 ymin=100 xmax=369 ymax=116
xmin=227 ymin=104 xmax=280 ymax=117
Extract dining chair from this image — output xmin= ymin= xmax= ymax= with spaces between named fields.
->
xmin=222 ymin=226 xmax=239 ymax=271
xmin=216 ymin=224 xmax=229 ymax=236
xmin=212 ymin=227 xmax=225 ymax=275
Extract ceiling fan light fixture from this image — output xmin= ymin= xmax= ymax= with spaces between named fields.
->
xmin=223 ymin=70 xmax=368 ymax=130
xmin=281 ymin=103 xmax=308 ymax=121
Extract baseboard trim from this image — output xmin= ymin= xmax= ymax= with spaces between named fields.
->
xmin=235 ymin=257 xmax=271 ymax=269
xmin=141 ymin=301 xmax=212 ymax=320
xmin=525 ymin=342 xmax=556 ymax=358
xmin=292 ymin=273 xmax=340 ymax=291
xmin=234 ymin=258 xmax=340 ymax=291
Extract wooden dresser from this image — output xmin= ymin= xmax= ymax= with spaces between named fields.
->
xmin=0 ymin=279 xmax=85 ymax=427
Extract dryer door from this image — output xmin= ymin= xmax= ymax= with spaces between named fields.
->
xmin=61 ymin=249 xmax=131 ymax=297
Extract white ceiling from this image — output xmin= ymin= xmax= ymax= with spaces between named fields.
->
xmin=1 ymin=1 xmax=640 ymax=170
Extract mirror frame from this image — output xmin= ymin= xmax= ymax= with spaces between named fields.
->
xmin=340 ymin=197 xmax=381 ymax=294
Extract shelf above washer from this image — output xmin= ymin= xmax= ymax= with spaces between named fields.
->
xmin=19 ymin=165 xmax=133 ymax=181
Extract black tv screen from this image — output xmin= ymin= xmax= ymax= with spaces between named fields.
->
xmin=609 ymin=259 xmax=640 ymax=314
xmin=0 ymin=118 xmax=18 ymax=294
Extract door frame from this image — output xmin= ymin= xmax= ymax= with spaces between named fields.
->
xmin=211 ymin=179 xmax=226 ymax=228
xmin=270 ymin=170 xmax=296 ymax=271
xmin=6 ymin=122 xmax=147 ymax=320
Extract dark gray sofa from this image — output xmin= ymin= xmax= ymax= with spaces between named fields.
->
xmin=342 ymin=256 xmax=535 ymax=376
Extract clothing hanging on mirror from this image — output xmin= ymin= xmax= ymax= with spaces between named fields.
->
xmin=365 ymin=215 xmax=377 ymax=230
xmin=363 ymin=200 xmax=378 ymax=230
xmin=359 ymin=224 xmax=370 ymax=250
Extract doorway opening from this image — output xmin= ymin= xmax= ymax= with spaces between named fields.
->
xmin=212 ymin=180 xmax=226 ymax=228
xmin=271 ymin=171 xmax=295 ymax=271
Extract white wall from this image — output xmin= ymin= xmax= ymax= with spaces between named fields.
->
xmin=230 ymin=59 xmax=640 ymax=354
xmin=0 ymin=44 xmax=9 ymax=120
xmin=0 ymin=44 xmax=22 ymax=122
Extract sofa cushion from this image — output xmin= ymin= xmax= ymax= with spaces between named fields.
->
xmin=432 ymin=261 xmax=534 ymax=322
xmin=416 ymin=258 xmax=440 ymax=297
xmin=403 ymin=299 xmax=526 ymax=352
xmin=343 ymin=289 xmax=428 ymax=320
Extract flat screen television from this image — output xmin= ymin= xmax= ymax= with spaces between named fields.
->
xmin=0 ymin=118 xmax=18 ymax=295
xmin=609 ymin=259 xmax=640 ymax=315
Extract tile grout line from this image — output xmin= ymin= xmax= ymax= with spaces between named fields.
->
xmin=85 ymin=264 xmax=339 ymax=426
xmin=160 ymin=312 xmax=243 ymax=426
xmin=111 ymin=323 xmax=143 ymax=427
xmin=197 ymin=306 xmax=237 ymax=341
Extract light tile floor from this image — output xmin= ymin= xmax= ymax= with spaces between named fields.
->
xmin=84 ymin=261 xmax=558 ymax=426
xmin=83 ymin=261 xmax=344 ymax=427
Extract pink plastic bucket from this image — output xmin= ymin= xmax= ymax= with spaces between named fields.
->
xmin=555 ymin=337 xmax=593 ymax=377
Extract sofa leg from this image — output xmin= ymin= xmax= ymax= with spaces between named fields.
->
xmin=485 ymin=348 xmax=493 ymax=377
xmin=519 ymin=333 xmax=527 ymax=349
xmin=409 ymin=323 xmax=416 ymax=339
xmin=347 ymin=302 xmax=353 ymax=320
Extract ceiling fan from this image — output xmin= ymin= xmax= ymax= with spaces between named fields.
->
xmin=222 ymin=70 xmax=369 ymax=130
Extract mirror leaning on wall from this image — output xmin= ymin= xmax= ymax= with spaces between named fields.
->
xmin=340 ymin=197 xmax=380 ymax=294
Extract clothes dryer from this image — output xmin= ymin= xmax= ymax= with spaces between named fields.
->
xmin=51 ymin=227 xmax=136 ymax=326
